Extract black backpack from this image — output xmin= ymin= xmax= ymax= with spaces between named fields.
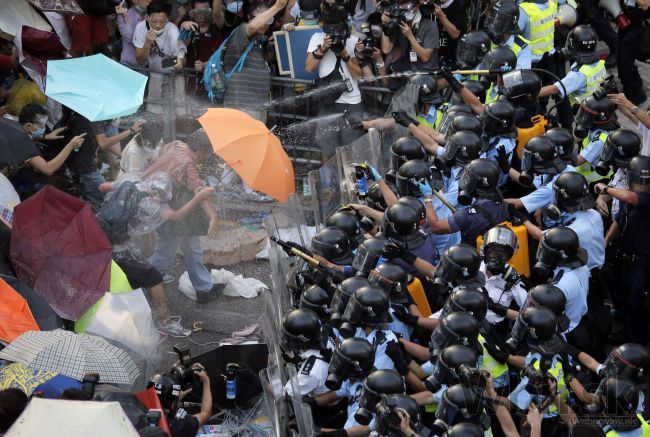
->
xmin=96 ymin=181 xmax=144 ymax=244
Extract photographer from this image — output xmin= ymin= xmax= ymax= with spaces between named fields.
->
xmin=179 ymin=0 xmax=224 ymax=73
xmin=354 ymin=14 xmax=387 ymax=84
xmin=380 ymin=0 xmax=440 ymax=74
xmin=423 ymin=0 xmax=468 ymax=68
xmin=609 ymin=93 xmax=650 ymax=155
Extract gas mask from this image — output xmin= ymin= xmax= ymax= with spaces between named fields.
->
xmin=519 ymin=148 xmax=538 ymax=186
xmin=481 ymin=227 xmax=517 ymax=275
xmin=329 ymin=286 xmax=353 ymax=328
xmin=325 ymin=348 xmax=366 ymax=389
xmin=573 ymin=103 xmax=599 ymax=139
xmin=532 ymin=238 xmax=560 ymax=280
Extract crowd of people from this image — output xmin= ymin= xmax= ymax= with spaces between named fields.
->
xmin=0 ymin=0 xmax=650 ymax=435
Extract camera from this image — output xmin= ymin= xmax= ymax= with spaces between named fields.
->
xmin=382 ymin=4 xmax=408 ymax=36
xmin=502 ymin=265 xmax=522 ymax=291
xmin=523 ymin=365 xmax=552 ymax=397
xmin=358 ymin=23 xmax=379 ymax=59
xmin=328 ymin=34 xmax=347 ymax=54
xmin=592 ymin=75 xmax=619 ymax=100
xmin=170 ymin=345 xmax=201 ymax=390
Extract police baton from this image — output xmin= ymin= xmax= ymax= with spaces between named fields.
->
xmin=432 ymin=188 xmax=457 ymax=214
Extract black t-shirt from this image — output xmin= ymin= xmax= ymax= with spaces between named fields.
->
xmin=54 ymin=112 xmax=100 ymax=175
xmin=434 ymin=0 xmax=469 ymax=66
xmin=169 ymin=409 xmax=200 ymax=437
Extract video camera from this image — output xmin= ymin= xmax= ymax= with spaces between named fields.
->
xmin=382 ymin=4 xmax=408 ymax=36
xmin=592 ymin=75 xmax=619 ymax=100
xmin=171 ymin=345 xmax=201 ymax=390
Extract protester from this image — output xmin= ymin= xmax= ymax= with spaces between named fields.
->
xmin=117 ymin=121 xmax=164 ymax=181
xmin=116 ymin=0 xmax=152 ymax=67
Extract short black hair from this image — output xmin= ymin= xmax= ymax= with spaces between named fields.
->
xmin=0 ymin=388 xmax=28 ymax=433
xmin=18 ymin=104 xmax=47 ymax=125
xmin=191 ymin=0 xmax=211 ymax=7
xmin=187 ymin=128 xmax=212 ymax=152
xmin=140 ymin=121 xmax=163 ymax=145
xmin=147 ymin=0 xmax=172 ymax=16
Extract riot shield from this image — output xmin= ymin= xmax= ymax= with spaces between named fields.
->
xmin=308 ymin=153 xmax=342 ymax=229
xmin=285 ymin=364 xmax=316 ymax=437
xmin=260 ymin=365 xmax=284 ymax=437
xmin=336 ymin=128 xmax=383 ymax=205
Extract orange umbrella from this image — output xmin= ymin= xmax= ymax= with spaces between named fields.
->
xmin=198 ymin=108 xmax=295 ymax=202
xmin=0 ymin=277 xmax=39 ymax=343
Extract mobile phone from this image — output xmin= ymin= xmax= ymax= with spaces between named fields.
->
xmin=161 ymin=57 xmax=177 ymax=68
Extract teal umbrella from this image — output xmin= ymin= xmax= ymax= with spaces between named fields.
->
xmin=45 ymin=54 xmax=148 ymax=122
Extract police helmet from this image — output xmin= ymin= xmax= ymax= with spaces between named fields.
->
xmin=436 ymin=384 xmax=485 ymax=426
xmin=375 ymin=394 xmax=421 ymax=436
xmin=520 ymin=306 xmax=557 ymax=344
xmin=425 ymin=345 xmax=478 ymax=392
xmin=383 ymin=203 xmax=421 ymax=239
xmin=147 ymin=374 xmax=180 ymax=414
xmin=281 ymin=308 xmax=326 ymax=353
xmin=564 ymin=25 xmax=599 ymax=65
xmin=444 ymin=131 xmax=482 ymax=166
xmin=480 ymin=46 xmax=517 ymax=72
xmin=431 ymin=312 xmax=481 ymax=352
xmin=481 ymin=100 xmax=517 ymax=138
xmin=447 ymin=113 xmax=482 ymax=138
xmin=341 ymin=285 xmax=391 ymax=332
xmin=519 ymin=135 xmax=566 ymax=185
xmin=444 ymin=423 xmax=485 ymax=437
xmin=461 ymin=80 xmax=487 ymax=103
xmin=601 ymin=376 xmax=639 ymax=417
xmin=456 ymin=30 xmax=491 ymax=68
xmin=390 ymin=137 xmax=427 ymax=171
xmin=601 ymin=343 xmax=650 ymax=382
xmin=326 ymin=337 xmax=375 ymax=389
xmin=330 ymin=276 xmax=371 ymax=326
xmin=458 ymin=158 xmax=502 ymax=205
xmin=396 ymin=159 xmax=433 ymax=197
xmin=442 ymin=288 xmax=488 ymax=322
xmin=551 ymin=171 xmax=595 ymax=213
xmin=368 ymin=181 xmax=388 ymax=211
xmin=369 ymin=261 xmax=410 ymax=304
xmin=528 ymin=284 xmax=569 ymax=331
xmin=410 ymin=74 xmax=443 ymax=106
xmin=352 ymin=234 xmax=390 ymax=275
xmin=627 ymin=155 xmax=650 ymax=187
xmin=355 ymin=369 xmax=406 ymax=425
xmin=501 ymin=70 xmax=542 ymax=103
xmin=545 ymin=127 xmax=575 ymax=161
xmin=398 ymin=196 xmax=426 ymax=224
xmin=311 ymin=226 xmax=354 ymax=265
xmin=436 ymin=244 xmax=484 ymax=287
xmin=575 ymin=96 xmax=617 ymax=133
xmin=326 ymin=210 xmax=363 ymax=247
xmin=534 ymin=226 xmax=586 ymax=277
xmin=299 ymin=285 xmax=332 ymax=321
xmin=595 ymin=129 xmax=642 ymax=176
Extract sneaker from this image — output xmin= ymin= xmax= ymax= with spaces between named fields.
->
xmin=196 ymin=283 xmax=225 ymax=304
xmin=158 ymin=316 xmax=191 ymax=338
xmin=162 ymin=273 xmax=175 ymax=284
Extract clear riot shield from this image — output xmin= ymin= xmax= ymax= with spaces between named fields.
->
xmin=308 ymin=153 xmax=342 ymax=229
xmin=336 ymin=128 xmax=383 ymax=205
xmin=262 ymin=289 xmax=286 ymax=383
xmin=260 ymin=365 xmax=284 ymax=437
xmin=285 ymin=364 xmax=316 ymax=437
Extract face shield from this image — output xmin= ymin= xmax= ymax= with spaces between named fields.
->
xmin=600 ymin=351 xmax=639 ymax=381
xmin=342 ymin=293 xmax=368 ymax=325
xmin=369 ymin=269 xmax=409 ymax=304
xmin=325 ymin=348 xmax=367 ymax=389
xmin=329 ymin=286 xmax=353 ymax=327
xmin=443 ymin=134 xmax=464 ymax=163
xmin=280 ymin=325 xmax=326 ymax=353
xmin=352 ymin=244 xmax=383 ymax=275
xmin=457 ymin=167 xmax=487 ymax=206
xmin=375 ymin=397 xmax=407 ymax=436
xmin=575 ymin=102 xmax=598 ymax=130
xmin=485 ymin=8 xmax=513 ymax=43
xmin=456 ymin=41 xmax=482 ymax=69
xmin=311 ymin=238 xmax=351 ymax=265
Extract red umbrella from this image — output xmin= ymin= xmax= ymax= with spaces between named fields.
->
xmin=10 ymin=186 xmax=112 ymax=321
xmin=135 ymin=388 xmax=172 ymax=435
xmin=20 ymin=26 xmax=67 ymax=90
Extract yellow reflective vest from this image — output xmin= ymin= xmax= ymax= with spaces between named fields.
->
xmin=577 ymin=131 xmax=612 ymax=183
xmin=416 ymin=108 xmax=444 ymax=130
xmin=605 ymin=415 xmax=650 ymax=436
xmin=479 ymin=334 xmax=509 ymax=381
xmin=519 ymin=1 xmax=557 ymax=56
xmin=569 ymin=60 xmax=607 ymax=106
xmin=531 ymin=355 xmax=568 ymax=416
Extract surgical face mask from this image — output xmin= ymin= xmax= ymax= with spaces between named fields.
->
xmin=31 ymin=126 xmax=45 ymax=139
xmin=155 ymin=28 xmax=166 ymax=36
xmin=226 ymin=1 xmax=243 ymax=13
xmin=134 ymin=4 xmax=146 ymax=13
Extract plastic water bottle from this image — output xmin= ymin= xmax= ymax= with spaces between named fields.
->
xmin=210 ymin=64 xmax=227 ymax=99
xmin=226 ymin=366 xmax=237 ymax=400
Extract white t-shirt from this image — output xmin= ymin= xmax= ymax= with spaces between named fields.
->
xmin=132 ymin=21 xmax=186 ymax=73
xmin=307 ymin=32 xmax=361 ymax=105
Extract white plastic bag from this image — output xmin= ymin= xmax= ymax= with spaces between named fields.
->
xmin=178 ymin=269 xmax=267 ymax=301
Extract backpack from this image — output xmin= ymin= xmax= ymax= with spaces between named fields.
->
xmin=96 ymin=181 xmax=144 ymax=244
xmin=203 ymin=31 xmax=256 ymax=102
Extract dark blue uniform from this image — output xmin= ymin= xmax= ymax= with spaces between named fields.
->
xmin=393 ymin=233 xmax=440 ymax=275
xmin=613 ymin=191 xmax=650 ymax=343
xmin=447 ymin=199 xmax=510 ymax=245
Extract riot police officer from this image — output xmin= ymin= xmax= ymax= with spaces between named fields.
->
xmin=595 ymin=155 xmax=650 ymax=343
xmin=478 ymin=46 xmax=519 ymax=104
xmin=599 ymin=376 xmax=650 ymax=435
xmin=545 ymin=127 xmax=577 ymax=166
xmin=455 ymin=30 xmax=491 ymax=73
xmin=329 ymin=276 xmax=371 ymax=328
xmin=484 ymin=0 xmax=532 ymax=69
xmin=325 ymin=209 xmax=364 ymax=249
xmin=353 ymin=369 xmax=406 ymax=427
xmin=480 ymin=100 xmax=518 ymax=187
xmin=311 ymin=226 xmax=355 ymax=275
xmin=299 ymin=284 xmax=333 ymax=323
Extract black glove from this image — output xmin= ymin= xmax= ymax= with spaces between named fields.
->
xmin=386 ymin=340 xmax=410 ymax=376
xmin=392 ymin=305 xmax=419 ymax=327
xmin=302 ymin=395 xmax=318 ymax=408
xmin=391 ymin=110 xmax=419 ymax=128
xmin=565 ymin=343 xmax=582 ymax=359
xmin=382 ymin=242 xmax=417 ymax=265
xmin=496 ymin=145 xmax=511 ymax=173
xmin=440 ymin=67 xmax=463 ymax=93
xmin=343 ymin=110 xmax=364 ymax=130
xmin=483 ymin=341 xmax=509 ymax=364
xmin=488 ymin=300 xmax=509 ymax=318
xmin=507 ymin=203 xmax=529 ymax=226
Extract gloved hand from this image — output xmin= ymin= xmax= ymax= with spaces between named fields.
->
xmin=483 ymin=341 xmax=509 ymax=364
xmin=382 ymin=242 xmax=418 ymax=265
xmin=366 ymin=163 xmax=382 ymax=182
xmin=487 ymin=300 xmax=509 ymax=317
xmin=496 ymin=145 xmax=511 ymax=173
xmin=440 ymin=67 xmax=463 ymax=93
xmin=386 ymin=340 xmax=410 ymax=375
xmin=392 ymin=305 xmax=419 ymax=327
xmin=343 ymin=109 xmax=364 ymax=130
xmin=391 ymin=110 xmax=419 ymax=127
xmin=507 ymin=203 xmax=529 ymax=226
xmin=418 ymin=180 xmax=433 ymax=196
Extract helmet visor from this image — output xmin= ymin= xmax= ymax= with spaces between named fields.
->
xmin=627 ymin=170 xmax=650 ymax=186
xmin=444 ymin=134 xmax=462 ymax=162
xmin=485 ymin=9 xmax=514 ymax=39
xmin=330 ymin=286 xmax=352 ymax=317
xmin=501 ymin=70 xmax=525 ymax=99
xmin=431 ymin=325 xmax=454 ymax=352
xmin=435 ymin=255 xmax=465 ymax=285
xmin=576 ymin=103 xmax=598 ymax=129
xmin=342 ymin=293 xmax=366 ymax=324
xmin=482 ymin=226 xmax=518 ymax=252
xmin=456 ymin=42 xmax=480 ymax=68
xmin=352 ymin=243 xmax=381 ymax=274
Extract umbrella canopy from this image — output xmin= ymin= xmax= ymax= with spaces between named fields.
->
xmin=0 ymin=0 xmax=51 ymax=40
xmin=28 ymin=0 xmax=84 ymax=14
xmin=45 ymin=54 xmax=148 ymax=122
xmin=135 ymin=388 xmax=172 ymax=435
xmin=0 ymin=329 xmax=140 ymax=385
xmin=10 ymin=186 xmax=112 ymax=321
xmin=20 ymin=26 xmax=67 ymax=91
xmin=0 ymin=277 xmax=39 ymax=343
xmin=6 ymin=398 xmax=139 ymax=436
xmin=198 ymin=108 xmax=295 ymax=202
xmin=0 ymin=274 xmax=63 ymax=331
xmin=0 ymin=362 xmax=81 ymax=398
xmin=0 ymin=173 xmax=20 ymax=227
xmin=0 ymin=118 xmax=40 ymax=166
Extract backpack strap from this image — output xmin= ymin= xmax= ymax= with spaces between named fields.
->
xmin=472 ymin=203 xmax=499 ymax=228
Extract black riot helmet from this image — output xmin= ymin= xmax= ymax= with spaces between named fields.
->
xmin=601 ymin=376 xmax=639 ymax=418
xmin=440 ymin=288 xmax=489 ymax=322
xmin=447 ymin=114 xmax=482 ymax=138
xmin=600 ymin=344 xmax=650 ymax=382
xmin=410 ymin=74 xmax=443 ymax=106
xmin=574 ymin=96 xmax=617 ymax=139
xmin=340 ymin=285 xmax=391 ymax=336
xmin=456 ymin=30 xmax=491 ymax=68
xmin=390 ymin=137 xmax=427 ymax=171
xmin=480 ymin=46 xmax=517 ymax=74
xmin=481 ymin=100 xmax=517 ymax=138
xmin=396 ymin=159 xmax=433 ymax=198
xmin=352 ymin=234 xmax=390 ymax=276
xmin=627 ymin=155 xmax=650 ymax=188
xmin=545 ymin=127 xmax=575 ymax=162
xmin=311 ymin=226 xmax=353 ymax=265
xmin=299 ymin=285 xmax=332 ymax=322
xmin=595 ymin=129 xmax=642 ymax=176
xmin=436 ymin=244 xmax=484 ymax=287
xmin=326 ymin=210 xmax=363 ymax=248
xmin=369 ymin=262 xmax=410 ymax=304
xmin=457 ymin=158 xmax=502 ymax=205
xmin=501 ymin=70 xmax=542 ymax=104
xmin=519 ymin=135 xmax=567 ymax=185
xmin=375 ymin=394 xmax=422 ymax=436
xmin=563 ymin=25 xmax=599 ymax=65
xmin=520 ymin=305 xmax=558 ymax=344
xmin=533 ymin=226 xmax=586 ymax=279
xmin=325 ymin=337 xmax=375 ymax=389
xmin=367 ymin=181 xmax=388 ymax=211
xmin=382 ymin=202 xmax=427 ymax=250
xmin=444 ymin=423 xmax=485 ymax=437
xmin=438 ymin=104 xmax=474 ymax=135
xmin=444 ymin=131 xmax=482 ymax=167
xmin=446 ymin=103 xmax=473 ymax=115
xmin=355 ymin=369 xmax=406 ymax=425
xmin=485 ymin=0 xmax=520 ymax=43
xmin=147 ymin=374 xmax=181 ymax=415
xmin=330 ymin=276 xmax=371 ymax=327
xmin=436 ymin=384 xmax=486 ymax=427
xmin=480 ymin=225 xmax=518 ymax=275
xmin=425 ymin=345 xmax=478 ymax=393
xmin=430 ymin=312 xmax=481 ymax=354
xmin=549 ymin=172 xmax=595 ymax=216
xmin=281 ymin=308 xmax=327 ymax=353
xmin=460 ymin=80 xmax=487 ymax=103
xmin=528 ymin=284 xmax=569 ymax=332
xmin=398 ymin=196 xmax=426 ymax=224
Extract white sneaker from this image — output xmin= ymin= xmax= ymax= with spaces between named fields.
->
xmin=162 ymin=273 xmax=175 ymax=284
xmin=158 ymin=316 xmax=191 ymax=338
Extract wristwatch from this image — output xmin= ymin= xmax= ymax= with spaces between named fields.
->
xmin=632 ymin=105 xmax=639 ymax=114
xmin=375 ymin=62 xmax=385 ymax=70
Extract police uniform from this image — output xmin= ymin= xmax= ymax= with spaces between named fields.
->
xmin=492 ymin=34 xmax=533 ymax=70
xmin=602 ymin=415 xmax=650 ymax=436
xmin=351 ymin=327 xmax=398 ymax=371
xmin=517 ymin=0 xmax=557 ymax=62
xmin=612 ymin=191 xmax=650 ymax=344
xmin=283 ymin=349 xmax=331 ymax=398
xmin=577 ymin=129 xmax=611 ymax=183
xmin=388 ymin=306 xmax=414 ymax=341
xmin=479 ymin=262 xmax=527 ymax=325
xmin=552 ymin=60 xmax=607 ymax=106
xmin=483 ymin=136 xmax=517 ymax=187
xmin=608 ymin=168 xmax=629 ymax=218
xmin=552 ymin=265 xmax=590 ymax=333
xmin=565 ymin=210 xmax=605 ymax=271
xmin=393 ymin=233 xmax=440 ymax=275
xmin=430 ymin=164 xmax=463 ymax=254
xmin=520 ymin=164 xmax=577 ymax=213
xmin=448 ymin=199 xmax=511 ymax=245
xmin=336 ymin=379 xmax=369 ymax=429
xmin=416 ymin=106 xmax=444 ymax=130
xmin=478 ymin=333 xmax=510 ymax=389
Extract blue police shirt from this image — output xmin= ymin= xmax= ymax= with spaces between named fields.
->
xmin=448 ymin=199 xmax=510 ymax=244
xmin=580 ymin=129 xmax=608 ymax=164
xmin=483 ymin=136 xmax=517 ymax=187
xmin=509 ymin=352 xmax=567 ymax=418
xmin=393 ymin=233 xmax=440 ymax=274
xmin=352 ymin=327 xmax=398 ymax=371
xmin=615 ymin=191 xmax=650 ymax=256
xmin=388 ymin=307 xmax=413 ymax=341
xmin=503 ymin=34 xmax=533 ymax=69
xmin=553 ymin=265 xmax=590 ymax=332
xmin=520 ymin=165 xmax=576 ymax=213
xmin=553 ymin=62 xmax=590 ymax=99
xmin=430 ymin=166 xmax=463 ymax=253
xmin=336 ymin=379 xmax=370 ymax=429
xmin=420 ymin=106 xmax=440 ymax=126
xmin=517 ymin=1 xmax=558 ymax=62
xmin=566 ymin=209 xmax=605 ymax=270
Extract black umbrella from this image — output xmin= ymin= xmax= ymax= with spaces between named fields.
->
xmin=0 ymin=118 xmax=40 ymax=166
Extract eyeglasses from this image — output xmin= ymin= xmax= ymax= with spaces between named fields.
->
xmin=147 ymin=17 xmax=168 ymax=24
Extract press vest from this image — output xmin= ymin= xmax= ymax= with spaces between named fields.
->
xmin=479 ymin=334 xmax=509 ymax=380
xmin=569 ymin=60 xmax=607 ymax=106
xmin=605 ymin=415 xmax=650 ymax=436
xmin=577 ymin=131 xmax=611 ymax=182
xmin=519 ymin=1 xmax=557 ymax=56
